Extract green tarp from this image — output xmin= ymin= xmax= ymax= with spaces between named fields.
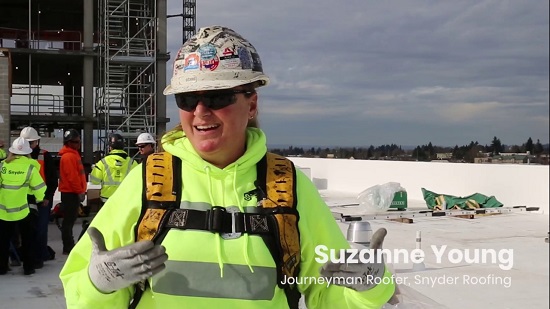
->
xmin=421 ymin=188 xmax=503 ymax=210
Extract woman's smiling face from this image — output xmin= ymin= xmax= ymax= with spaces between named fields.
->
xmin=178 ymin=87 xmax=258 ymax=168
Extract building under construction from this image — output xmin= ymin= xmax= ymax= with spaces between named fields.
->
xmin=0 ymin=0 xmax=196 ymax=163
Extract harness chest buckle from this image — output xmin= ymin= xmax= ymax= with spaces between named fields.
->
xmin=221 ymin=206 xmax=243 ymax=240
xmin=206 ymin=206 xmax=225 ymax=232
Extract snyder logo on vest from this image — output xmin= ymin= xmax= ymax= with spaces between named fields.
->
xmin=7 ymin=170 xmax=25 ymax=175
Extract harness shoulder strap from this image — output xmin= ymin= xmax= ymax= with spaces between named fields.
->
xmin=257 ymin=152 xmax=301 ymax=309
xmin=130 ymin=152 xmax=181 ymax=309
xmin=135 ymin=152 xmax=182 ymax=243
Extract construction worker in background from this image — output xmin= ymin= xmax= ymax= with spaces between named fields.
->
xmin=0 ymin=137 xmax=46 ymax=276
xmin=90 ymin=133 xmax=137 ymax=206
xmin=135 ymin=132 xmax=156 ymax=163
xmin=0 ymin=139 xmax=7 ymax=161
xmin=58 ymin=129 xmax=87 ymax=255
xmin=20 ymin=127 xmax=58 ymax=266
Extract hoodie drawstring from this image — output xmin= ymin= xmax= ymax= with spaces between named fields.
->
xmin=232 ymin=164 xmax=254 ymax=274
xmin=204 ymin=166 xmax=225 ymax=278
xmin=205 ymin=164 xmax=255 ymax=278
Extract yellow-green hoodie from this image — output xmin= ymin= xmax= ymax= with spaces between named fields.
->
xmin=59 ymin=128 xmax=394 ymax=308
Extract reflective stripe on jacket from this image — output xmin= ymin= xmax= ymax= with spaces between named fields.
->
xmin=60 ymin=128 xmax=395 ymax=309
xmin=0 ymin=157 xmax=46 ymax=221
xmin=89 ymin=149 xmax=137 ymax=199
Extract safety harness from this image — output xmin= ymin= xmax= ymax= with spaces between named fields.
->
xmin=129 ymin=152 xmax=301 ymax=309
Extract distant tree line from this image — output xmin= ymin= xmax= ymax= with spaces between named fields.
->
xmin=269 ymin=137 xmax=548 ymax=163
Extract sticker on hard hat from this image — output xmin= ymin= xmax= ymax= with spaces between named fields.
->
xmin=184 ymin=53 xmax=200 ymax=71
xmin=220 ymin=47 xmax=240 ymax=69
xmin=176 ymin=48 xmax=187 ymax=60
xmin=238 ymin=47 xmax=252 ymax=69
xmin=198 ymin=44 xmax=217 ymax=59
xmin=173 ymin=60 xmax=185 ymax=77
xmin=201 ymin=58 xmax=219 ymax=71
xmin=199 ymin=44 xmax=219 ymax=71
xmin=222 ymin=48 xmax=234 ymax=56
xmin=220 ymin=55 xmax=241 ymax=69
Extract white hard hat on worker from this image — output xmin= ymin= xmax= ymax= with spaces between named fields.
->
xmin=136 ymin=133 xmax=156 ymax=145
xmin=20 ymin=127 xmax=41 ymax=141
xmin=163 ymin=25 xmax=270 ymax=95
xmin=9 ymin=137 xmax=33 ymax=155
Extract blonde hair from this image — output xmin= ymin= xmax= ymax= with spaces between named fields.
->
xmin=4 ymin=152 xmax=30 ymax=163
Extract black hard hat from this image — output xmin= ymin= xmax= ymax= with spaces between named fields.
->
xmin=63 ymin=129 xmax=80 ymax=144
xmin=109 ymin=133 xmax=125 ymax=149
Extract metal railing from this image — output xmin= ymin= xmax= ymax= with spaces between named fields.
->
xmin=0 ymin=27 xmax=83 ymax=50
xmin=10 ymin=92 xmax=84 ymax=116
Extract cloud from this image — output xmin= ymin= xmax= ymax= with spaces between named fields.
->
xmin=165 ymin=0 xmax=549 ymax=147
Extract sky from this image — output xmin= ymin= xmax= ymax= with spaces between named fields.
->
xmin=166 ymin=1 xmax=548 ymax=148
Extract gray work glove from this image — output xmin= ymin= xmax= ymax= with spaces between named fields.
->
xmin=87 ymin=226 xmax=168 ymax=294
xmin=320 ymin=228 xmax=387 ymax=292
xmin=79 ymin=193 xmax=86 ymax=203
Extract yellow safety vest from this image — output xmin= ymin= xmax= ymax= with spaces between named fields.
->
xmin=0 ymin=157 xmax=46 ymax=221
xmin=89 ymin=149 xmax=137 ymax=201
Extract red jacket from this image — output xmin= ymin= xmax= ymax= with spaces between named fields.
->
xmin=58 ymin=145 xmax=87 ymax=194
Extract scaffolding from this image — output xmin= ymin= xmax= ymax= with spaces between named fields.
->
xmin=1 ymin=0 xmax=191 ymax=162
xmin=96 ymin=0 xmax=157 ymax=151
xmin=183 ymin=0 xmax=196 ymax=42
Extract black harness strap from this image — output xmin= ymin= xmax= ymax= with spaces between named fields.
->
xmin=160 ymin=207 xmax=297 ymax=235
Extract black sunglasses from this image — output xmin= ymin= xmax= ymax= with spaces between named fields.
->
xmin=137 ymin=144 xmax=150 ymax=149
xmin=175 ymin=90 xmax=255 ymax=112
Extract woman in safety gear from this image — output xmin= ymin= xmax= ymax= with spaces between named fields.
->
xmin=60 ymin=26 xmax=395 ymax=308
xmin=0 ymin=137 xmax=46 ymax=276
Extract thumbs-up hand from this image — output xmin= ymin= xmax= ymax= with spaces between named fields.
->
xmin=87 ymin=226 xmax=168 ymax=294
xmin=320 ymin=228 xmax=388 ymax=292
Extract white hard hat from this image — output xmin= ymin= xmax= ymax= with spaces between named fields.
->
xmin=163 ymin=25 xmax=270 ymax=95
xmin=20 ymin=127 xmax=41 ymax=141
xmin=9 ymin=137 xmax=33 ymax=155
xmin=136 ymin=133 xmax=156 ymax=145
